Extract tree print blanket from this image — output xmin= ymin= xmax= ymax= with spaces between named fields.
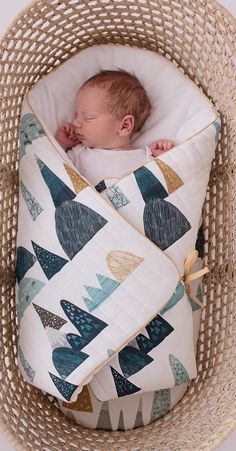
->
xmin=16 ymin=102 xmax=220 ymax=403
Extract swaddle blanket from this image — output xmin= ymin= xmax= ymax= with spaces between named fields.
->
xmin=16 ymin=99 xmax=219 ymax=403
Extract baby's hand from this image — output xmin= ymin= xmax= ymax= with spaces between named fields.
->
xmin=150 ymin=139 xmax=175 ymax=157
xmin=55 ymin=122 xmax=81 ymax=150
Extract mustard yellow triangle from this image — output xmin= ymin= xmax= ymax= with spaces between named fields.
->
xmin=106 ymin=250 xmax=144 ymax=282
xmin=154 ymin=158 xmax=183 ymax=193
xmin=62 ymin=385 xmax=93 ymax=412
xmin=64 ymin=163 xmax=88 ymax=193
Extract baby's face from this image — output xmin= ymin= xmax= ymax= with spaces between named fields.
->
xmin=72 ymin=85 xmax=121 ymax=148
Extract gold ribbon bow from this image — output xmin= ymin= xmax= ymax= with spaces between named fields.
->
xmin=183 ymin=250 xmax=210 ymax=309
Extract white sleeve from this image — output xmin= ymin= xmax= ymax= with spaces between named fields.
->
xmin=145 ymin=145 xmax=152 ymax=161
xmin=67 ymin=145 xmax=84 ymax=168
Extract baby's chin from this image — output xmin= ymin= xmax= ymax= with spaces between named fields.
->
xmin=80 ymin=138 xmax=98 ymax=148
xmin=78 ymin=136 xmax=88 ymax=146
xmin=82 ymin=140 xmax=94 ymax=148
xmin=78 ymin=136 xmax=90 ymax=146
xmin=78 ymin=136 xmax=109 ymax=149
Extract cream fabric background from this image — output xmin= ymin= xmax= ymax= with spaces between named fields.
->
xmin=0 ymin=1 xmax=235 ymax=449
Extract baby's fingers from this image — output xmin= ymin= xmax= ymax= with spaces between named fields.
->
xmin=164 ymin=140 xmax=175 ymax=151
xmin=63 ymin=122 xmax=74 ymax=136
xmin=157 ymin=140 xmax=166 ymax=150
xmin=61 ymin=123 xmax=70 ymax=136
xmin=69 ymin=125 xmax=77 ymax=140
xmin=150 ymin=141 xmax=161 ymax=151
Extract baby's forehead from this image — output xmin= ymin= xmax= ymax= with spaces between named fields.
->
xmin=75 ymin=85 xmax=110 ymax=110
xmin=77 ymin=84 xmax=106 ymax=98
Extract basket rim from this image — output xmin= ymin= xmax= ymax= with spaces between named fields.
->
xmin=1 ymin=0 xmax=236 ymax=45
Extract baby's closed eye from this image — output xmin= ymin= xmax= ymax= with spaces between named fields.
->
xmin=74 ymin=112 xmax=97 ymax=121
xmin=84 ymin=113 xmax=98 ymax=120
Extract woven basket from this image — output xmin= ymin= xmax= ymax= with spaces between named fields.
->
xmin=0 ymin=1 xmax=235 ymax=450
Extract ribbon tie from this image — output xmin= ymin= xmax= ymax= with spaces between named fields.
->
xmin=183 ymin=250 xmax=210 ymax=309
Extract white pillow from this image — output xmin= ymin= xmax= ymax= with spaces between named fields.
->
xmin=28 ymin=44 xmax=216 ymax=146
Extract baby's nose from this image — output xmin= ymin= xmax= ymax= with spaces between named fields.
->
xmin=73 ymin=118 xmax=82 ymax=128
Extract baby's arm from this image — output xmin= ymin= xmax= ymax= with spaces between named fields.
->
xmin=150 ymin=139 xmax=175 ymax=157
xmin=55 ymin=122 xmax=81 ymax=150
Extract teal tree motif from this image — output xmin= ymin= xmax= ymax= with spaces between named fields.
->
xmin=213 ymin=119 xmax=221 ymax=143
xmin=19 ymin=113 xmax=45 ymax=157
xmin=49 ymin=372 xmax=78 ymax=401
xmin=52 ymin=346 xmax=89 ymax=379
xmin=32 ymin=241 xmax=68 ymax=279
xmin=144 ymin=197 xmax=191 ymax=250
xmin=33 ymin=303 xmax=89 ymax=379
xmin=17 ymin=278 xmax=45 ymax=325
xmin=35 ymin=156 xmax=76 ymax=207
xmin=134 ymin=166 xmax=191 ymax=250
xmin=106 ymin=187 xmax=129 ymax=209
xmin=110 ymin=366 xmax=141 ymax=397
xmin=61 ymin=299 xmax=108 ymax=345
xmin=195 ymin=225 xmax=204 ymax=258
xmin=169 ymin=354 xmax=189 ymax=385
xmin=188 ymin=285 xmax=203 ymax=311
xmin=66 ymin=333 xmax=88 ymax=352
xmin=134 ymin=398 xmax=144 ymax=428
xmin=96 ymin=401 xmax=112 ymax=430
xmin=119 ymin=346 xmax=153 ymax=378
xmin=18 ymin=346 xmax=35 ymax=383
xmin=35 ymin=156 xmax=108 ymax=260
xmin=160 ymin=281 xmax=184 ymax=315
xmin=55 ymin=200 xmax=108 ymax=260
xmin=136 ymin=314 xmax=174 ymax=354
xmin=20 ymin=181 xmax=43 ymax=220
xmin=150 ymin=389 xmax=171 ymax=422
xmin=95 ymin=180 xmax=106 ymax=193
xmin=117 ymin=314 xmax=174 ymax=379
xmin=83 ymin=274 xmax=120 ymax=311
xmin=134 ymin=166 xmax=168 ymax=202
xmin=16 ymin=246 xmax=37 ymax=283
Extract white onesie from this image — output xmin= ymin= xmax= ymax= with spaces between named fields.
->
xmin=67 ymin=145 xmax=152 ymax=186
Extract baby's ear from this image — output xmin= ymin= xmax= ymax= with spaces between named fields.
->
xmin=119 ymin=115 xmax=134 ymax=137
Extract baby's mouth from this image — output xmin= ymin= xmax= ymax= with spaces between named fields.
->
xmin=76 ymin=133 xmax=84 ymax=140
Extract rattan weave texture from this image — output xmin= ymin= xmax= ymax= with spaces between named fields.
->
xmin=0 ymin=1 xmax=235 ymax=450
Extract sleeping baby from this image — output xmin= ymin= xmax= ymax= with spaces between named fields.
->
xmin=55 ymin=69 xmax=174 ymax=185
